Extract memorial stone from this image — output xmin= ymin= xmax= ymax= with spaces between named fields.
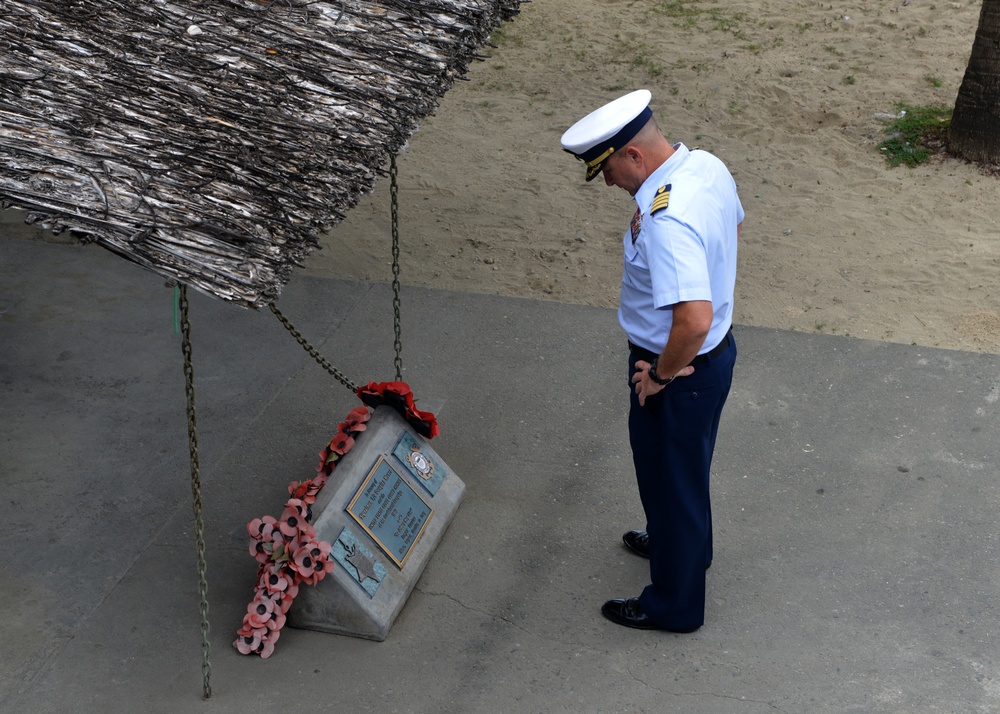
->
xmin=288 ymin=404 xmax=465 ymax=641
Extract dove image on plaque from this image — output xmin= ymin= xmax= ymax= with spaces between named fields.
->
xmin=333 ymin=527 xmax=388 ymax=598
xmin=393 ymin=432 xmax=445 ymax=496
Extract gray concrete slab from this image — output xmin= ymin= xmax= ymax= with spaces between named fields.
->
xmin=2 ymin=233 xmax=998 ymax=713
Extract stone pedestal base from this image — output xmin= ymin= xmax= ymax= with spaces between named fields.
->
xmin=288 ymin=405 xmax=465 ymax=641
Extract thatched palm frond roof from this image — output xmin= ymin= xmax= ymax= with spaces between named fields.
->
xmin=0 ymin=0 xmax=520 ymax=307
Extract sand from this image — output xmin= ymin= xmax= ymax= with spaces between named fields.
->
xmin=307 ymin=0 xmax=999 ymax=354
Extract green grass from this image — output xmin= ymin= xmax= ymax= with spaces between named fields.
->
xmin=651 ymin=0 xmax=747 ymax=38
xmin=877 ymin=104 xmax=952 ymax=167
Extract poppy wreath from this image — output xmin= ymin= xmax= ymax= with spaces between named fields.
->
xmin=355 ymin=381 xmax=440 ymax=439
xmin=234 ymin=383 xmax=437 ymax=658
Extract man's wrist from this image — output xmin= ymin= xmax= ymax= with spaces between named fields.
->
xmin=647 ymin=356 xmax=675 ymax=386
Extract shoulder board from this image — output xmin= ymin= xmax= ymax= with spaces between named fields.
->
xmin=650 ymin=183 xmax=671 ymax=215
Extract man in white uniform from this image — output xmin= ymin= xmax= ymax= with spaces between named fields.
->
xmin=562 ymin=90 xmax=744 ymax=632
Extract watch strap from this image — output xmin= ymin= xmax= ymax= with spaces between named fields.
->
xmin=647 ymin=356 xmax=675 ymax=386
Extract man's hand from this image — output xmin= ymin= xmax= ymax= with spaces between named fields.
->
xmin=632 ymin=360 xmax=695 ymax=406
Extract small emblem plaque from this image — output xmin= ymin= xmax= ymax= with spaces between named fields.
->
xmin=392 ymin=432 xmax=444 ymax=496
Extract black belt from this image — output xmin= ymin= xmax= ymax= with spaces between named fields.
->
xmin=628 ymin=328 xmax=732 ymax=367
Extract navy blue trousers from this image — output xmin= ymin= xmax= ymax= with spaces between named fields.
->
xmin=628 ymin=335 xmax=736 ymax=630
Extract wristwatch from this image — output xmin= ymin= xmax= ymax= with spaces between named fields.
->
xmin=647 ymin=357 xmax=675 ymax=386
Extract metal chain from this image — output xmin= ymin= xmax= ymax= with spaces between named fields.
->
xmin=390 ymin=154 xmax=403 ymax=381
xmin=178 ymin=285 xmax=212 ymax=699
xmin=268 ymin=154 xmax=404 ymax=390
xmin=269 ymin=303 xmax=358 ymax=392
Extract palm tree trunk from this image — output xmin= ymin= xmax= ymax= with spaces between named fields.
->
xmin=948 ymin=0 xmax=1000 ymax=164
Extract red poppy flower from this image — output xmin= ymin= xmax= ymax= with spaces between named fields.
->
xmin=285 ymin=480 xmax=319 ymax=506
xmin=355 ymin=381 xmax=439 ymax=438
xmin=323 ymin=451 xmax=340 ymax=467
xmin=345 ymin=406 xmax=370 ymax=430
xmin=407 ymin=406 xmax=440 ymax=439
xmin=384 ymin=381 xmax=413 ymax=399
xmin=356 ymin=380 xmax=412 ymax=411
xmin=329 ymin=431 xmax=355 ymax=456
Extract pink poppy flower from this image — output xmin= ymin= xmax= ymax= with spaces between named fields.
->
xmin=290 ymin=542 xmax=323 ymax=581
xmin=266 ymin=610 xmax=287 ymax=632
xmin=278 ymin=499 xmax=308 ymax=538
xmin=247 ymin=515 xmax=277 ymax=541
xmin=282 ymin=498 xmax=308 ymax=520
xmin=290 ymin=521 xmax=316 ymax=545
xmin=257 ymin=589 xmax=295 ymax=620
xmin=261 ymin=563 xmax=291 ymax=593
xmin=290 ymin=545 xmax=317 ymax=576
xmin=315 ymin=557 xmax=334 ymax=581
xmin=234 ymin=629 xmax=263 ymax=655
xmin=246 ymin=596 xmax=275 ymax=629
xmin=248 ymin=538 xmax=270 ymax=564
xmin=291 ymin=541 xmax=334 ymax=585
xmin=236 ymin=622 xmax=264 ymax=640
xmin=266 ymin=592 xmax=292 ymax=616
xmin=267 ymin=539 xmax=282 ymax=558
xmin=259 ymin=630 xmax=279 ymax=659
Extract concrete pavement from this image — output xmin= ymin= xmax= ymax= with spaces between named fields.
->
xmin=2 ymin=230 xmax=999 ymax=713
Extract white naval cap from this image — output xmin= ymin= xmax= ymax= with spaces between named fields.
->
xmin=561 ymin=89 xmax=653 ymax=181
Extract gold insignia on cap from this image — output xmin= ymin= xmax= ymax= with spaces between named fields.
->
xmin=586 ymin=146 xmax=615 ymax=169
xmin=650 ymin=184 xmax=671 ymax=215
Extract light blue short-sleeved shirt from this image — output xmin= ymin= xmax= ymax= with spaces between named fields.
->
xmin=618 ymin=143 xmax=744 ymax=355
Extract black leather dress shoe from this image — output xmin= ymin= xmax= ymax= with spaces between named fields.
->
xmin=622 ymin=530 xmax=649 ymax=558
xmin=601 ymin=597 xmax=699 ymax=632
